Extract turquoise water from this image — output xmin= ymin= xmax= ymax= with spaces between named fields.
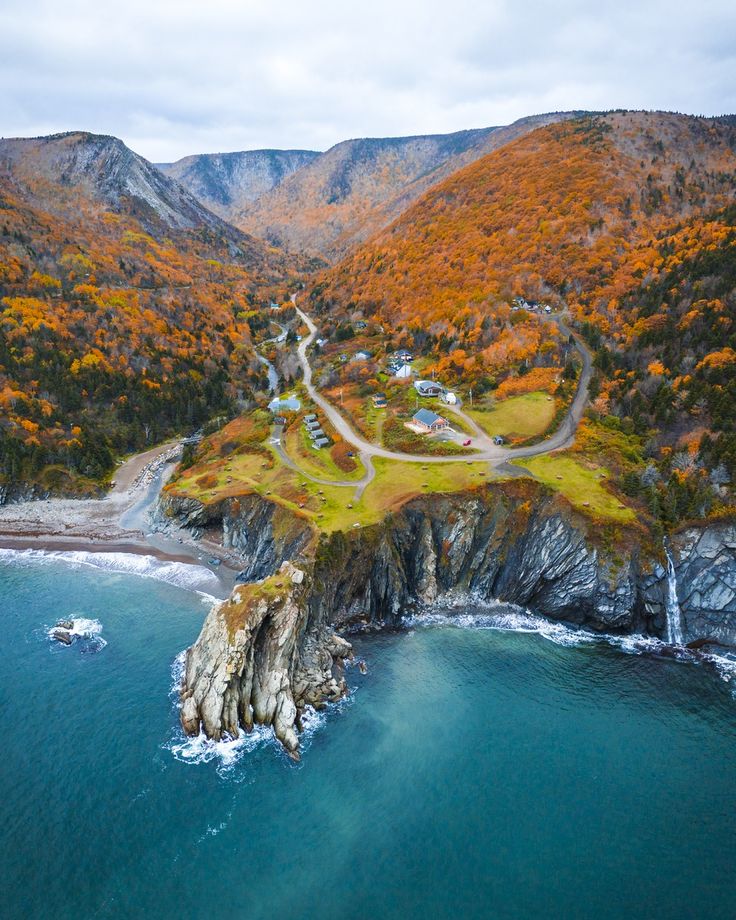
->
xmin=2 ymin=552 xmax=736 ymax=920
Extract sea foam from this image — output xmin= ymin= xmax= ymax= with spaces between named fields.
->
xmin=46 ymin=616 xmax=107 ymax=651
xmin=407 ymin=597 xmax=736 ymax=696
xmin=0 ymin=547 xmax=221 ymax=597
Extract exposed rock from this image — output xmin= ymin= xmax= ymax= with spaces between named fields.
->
xmin=311 ymin=489 xmax=645 ymax=635
xmin=51 ymin=628 xmax=72 ymax=645
xmin=157 ymin=149 xmax=320 ymax=222
xmin=157 ymin=491 xmax=312 ymax=581
xmin=179 ymin=482 xmax=736 ymax=756
xmin=180 ymin=562 xmax=351 ymax=758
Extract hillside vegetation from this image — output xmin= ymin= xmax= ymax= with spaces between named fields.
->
xmin=234 ymin=113 xmax=577 ymax=260
xmin=0 ymin=133 xmax=293 ymax=496
xmin=313 ymin=112 xmax=736 ymax=523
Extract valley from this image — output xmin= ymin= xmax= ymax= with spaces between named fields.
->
xmin=1 ymin=109 xmax=735 ymax=762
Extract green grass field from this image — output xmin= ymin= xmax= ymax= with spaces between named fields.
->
xmin=284 ymin=424 xmax=366 ymax=482
xmin=514 ymin=454 xmax=635 ymax=522
xmin=467 ymin=391 xmax=556 ymax=441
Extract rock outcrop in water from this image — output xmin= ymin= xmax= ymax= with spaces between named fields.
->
xmin=177 ymin=481 xmax=736 ymax=755
xmin=180 ymin=561 xmax=351 ymax=758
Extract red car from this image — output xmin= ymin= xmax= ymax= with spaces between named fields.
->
xmin=462 ymin=438 xmax=472 ymax=447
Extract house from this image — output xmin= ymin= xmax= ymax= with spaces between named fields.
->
xmin=414 ymin=379 xmax=443 ymax=397
xmin=544 ymin=305 xmax=552 ymax=314
xmin=372 ymin=394 xmax=387 ymax=408
xmin=354 ymin=320 xmax=367 ymax=330
xmin=395 ymin=350 xmax=413 ymax=362
xmin=309 ymin=428 xmax=326 ymax=440
xmin=313 ymin=437 xmax=330 ymax=449
xmin=304 ymin=413 xmax=318 ymax=423
xmin=306 ymin=420 xmax=321 ymax=431
xmin=493 ymin=435 xmax=505 ymax=445
xmin=316 ymin=337 xmax=327 ymax=347
xmin=442 ymin=391 xmax=457 ymax=405
xmin=412 ymin=408 xmax=449 ymax=433
xmin=394 ymin=363 xmax=412 ymax=379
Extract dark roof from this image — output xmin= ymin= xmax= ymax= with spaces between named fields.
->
xmin=413 ymin=408 xmax=445 ymax=427
xmin=415 ymin=379 xmax=443 ymax=394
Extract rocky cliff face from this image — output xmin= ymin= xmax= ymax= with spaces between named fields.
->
xmin=641 ymin=522 xmax=736 ymax=646
xmin=157 ymin=149 xmax=320 ymax=222
xmin=157 ymin=491 xmax=313 ymax=582
xmin=309 ymin=489 xmax=646 ymax=633
xmin=177 ymin=484 xmax=736 ymax=756
xmin=0 ymin=132 xmax=230 ymax=232
xmin=180 ymin=561 xmax=352 ymax=759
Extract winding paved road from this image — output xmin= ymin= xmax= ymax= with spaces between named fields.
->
xmin=292 ymin=298 xmax=592 ymax=469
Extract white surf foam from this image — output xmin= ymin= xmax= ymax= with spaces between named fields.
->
xmin=406 ymin=597 xmax=736 ymax=696
xmin=47 ymin=616 xmax=107 ymax=651
xmin=405 ymin=600 xmax=598 ymax=648
xmin=0 ymin=547 xmax=221 ymax=596
xmin=165 ymin=650 xmax=354 ymax=773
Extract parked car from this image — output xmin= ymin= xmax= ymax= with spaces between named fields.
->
xmin=462 ymin=439 xmax=472 ymax=447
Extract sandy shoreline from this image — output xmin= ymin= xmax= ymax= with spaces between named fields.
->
xmin=0 ymin=441 xmax=239 ymax=595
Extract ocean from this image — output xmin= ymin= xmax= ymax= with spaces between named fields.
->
xmin=1 ymin=550 xmax=735 ymax=919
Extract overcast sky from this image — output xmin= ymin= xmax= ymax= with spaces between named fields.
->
xmin=1 ymin=0 xmax=734 ymax=162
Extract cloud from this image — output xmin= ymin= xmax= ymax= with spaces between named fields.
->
xmin=1 ymin=0 xmax=734 ymax=161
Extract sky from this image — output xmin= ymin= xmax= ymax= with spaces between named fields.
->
xmin=1 ymin=0 xmax=734 ymax=162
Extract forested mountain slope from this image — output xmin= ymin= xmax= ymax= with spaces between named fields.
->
xmin=319 ymin=112 xmax=735 ymax=329
xmin=313 ymin=111 xmax=736 ymax=521
xmin=0 ymin=132 xmax=291 ymax=496
xmin=233 ymin=113 xmax=578 ymax=259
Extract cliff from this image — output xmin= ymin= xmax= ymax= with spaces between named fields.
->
xmin=176 ymin=483 xmax=736 ymax=756
xmin=180 ymin=561 xmax=351 ymax=758
xmin=157 ymin=490 xmax=313 ymax=582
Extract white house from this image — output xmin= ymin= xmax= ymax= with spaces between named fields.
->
xmin=394 ymin=363 xmax=413 ymax=378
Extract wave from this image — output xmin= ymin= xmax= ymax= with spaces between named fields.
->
xmin=0 ymin=547 xmax=221 ymax=596
xmin=406 ymin=598 xmax=736 ymax=696
xmin=405 ymin=600 xmax=598 ymax=648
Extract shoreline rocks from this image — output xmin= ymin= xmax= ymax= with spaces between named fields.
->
xmin=177 ymin=483 xmax=736 ymax=757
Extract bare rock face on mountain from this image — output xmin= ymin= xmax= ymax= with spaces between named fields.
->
xmin=0 ymin=131 xmax=232 ymax=233
xmin=157 ymin=149 xmax=319 ymax=221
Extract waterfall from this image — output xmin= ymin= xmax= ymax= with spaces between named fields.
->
xmin=664 ymin=541 xmax=684 ymax=646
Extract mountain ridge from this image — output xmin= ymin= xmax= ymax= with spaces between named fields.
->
xmin=157 ymin=148 xmax=320 ymax=220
